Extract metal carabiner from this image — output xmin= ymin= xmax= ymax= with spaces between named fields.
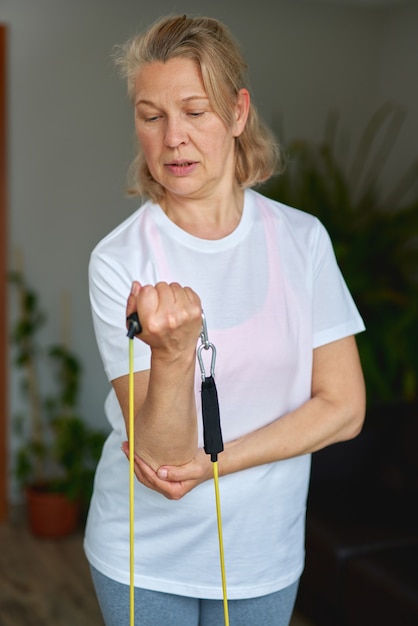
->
xmin=198 ymin=342 xmax=217 ymax=381
xmin=198 ymin=311 xmax=217 ymax=381
xmin=200 ymin=310 xmax=210 ymax=349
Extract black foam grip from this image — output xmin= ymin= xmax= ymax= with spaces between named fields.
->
xmin=202 ymin=375 xmax=224 ymax=462
xmin=126 ymin=312 xmax=142 ymax=338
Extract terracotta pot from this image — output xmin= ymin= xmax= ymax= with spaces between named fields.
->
xmin=26 ymin=485 xmax=81 ymax=538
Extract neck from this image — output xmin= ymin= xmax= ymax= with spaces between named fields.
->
xmin=161 ymin=189 xmax=245 ymax=240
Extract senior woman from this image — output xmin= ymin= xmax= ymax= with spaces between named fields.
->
xmin=84 ymin=14 xmax=366 ymax=626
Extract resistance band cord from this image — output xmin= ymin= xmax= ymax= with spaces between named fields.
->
xmin=126 ymin=310 xmax=229 ymax=626
xmin=198 ymin=313 xmax=229 ymax=626
xmin=128 ymin=338 xmax=135 ymax=626
xmin=127 ymin=313 xmax=141 ymax=626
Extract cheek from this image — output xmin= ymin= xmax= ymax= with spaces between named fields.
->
xmin=204 ymin=129 xmax=235 ymax=161
xmin=137 ymin=132 xmax=158 ymax=164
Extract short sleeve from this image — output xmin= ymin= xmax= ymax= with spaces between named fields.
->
xmin=312 ymin=220 xmax=365 ymax=349
xmin=89 ymin=248 xmax=151 ymax=381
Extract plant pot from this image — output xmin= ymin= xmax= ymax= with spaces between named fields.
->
xmin=26 ymin=485 xmax=81 ymax=538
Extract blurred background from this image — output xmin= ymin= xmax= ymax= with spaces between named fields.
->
xmin=0 ymin=1 xmax=417 ymax=624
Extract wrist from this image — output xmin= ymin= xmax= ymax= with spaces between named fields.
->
xmin=151 ymin=345 xmax=197 ymax=370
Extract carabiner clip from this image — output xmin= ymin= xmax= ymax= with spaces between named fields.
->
xmin=198 ymin=311 xmax=217 ymax=381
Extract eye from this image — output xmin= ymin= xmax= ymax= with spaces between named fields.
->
xmin=135 ymin=107 xmax=161 ymax=123
xmin=186 ymin=111 xmax=207 ymax=121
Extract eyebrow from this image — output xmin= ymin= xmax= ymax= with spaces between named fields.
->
xmin=135 ymin=95 xmax=209 ymax=107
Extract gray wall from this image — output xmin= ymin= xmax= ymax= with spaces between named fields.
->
xmin=2 ymin=0 xmax=417 ymax=498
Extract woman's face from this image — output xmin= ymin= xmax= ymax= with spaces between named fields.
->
xmin=134 ymin=57 xmax=247 ymax=202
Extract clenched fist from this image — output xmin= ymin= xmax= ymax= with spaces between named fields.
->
xmin=126 ymin=281 xmax=202 ymax=359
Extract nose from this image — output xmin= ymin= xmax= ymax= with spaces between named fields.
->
xmin=164 ymin=116 xmax=187 ymax=148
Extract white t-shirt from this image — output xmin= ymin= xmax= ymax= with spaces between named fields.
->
xmin=84 ymin=189 xmax=365 ymax=599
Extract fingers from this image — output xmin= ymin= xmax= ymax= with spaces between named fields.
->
xmin=157 ymin=450 xmax=213 ymax=483
xmin=121 ymin=441 xmax=183 ymax=498
xmin=144 ymin=282 xmax=201 ymax=328
xmin=126 ymin=280 xmax=202 ymax=349
xmin=134 ymin=456 xmax=192 ymax=500
xmin=157 ymin=463 xmax=198 ymax=482
xmin=126 ymin=281 xmax=142 ymax=336
xmin=120 ymin=442 xmax=206 ymax=500
xmin=126 ymin=279 xmax=140 ymax=308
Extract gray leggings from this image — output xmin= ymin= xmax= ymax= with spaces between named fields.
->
xmin=90 ymin=565 xmax=299 ymax=626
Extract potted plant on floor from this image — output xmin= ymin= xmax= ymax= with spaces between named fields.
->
xmin=10 ymin=271 xmax=107 ymax=537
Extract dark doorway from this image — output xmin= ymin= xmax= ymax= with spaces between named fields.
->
xmin=0 ymin=24 xmax=8 ymax=521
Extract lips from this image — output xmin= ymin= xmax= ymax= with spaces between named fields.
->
xmin=165 ymin=160 xmax=198 ymax=175
xmin=167 ymin=160 xmax=195 ymax=167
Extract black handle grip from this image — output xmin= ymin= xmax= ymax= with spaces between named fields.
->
xmin=126 ymin=312 xmax=142 ymax=338
xmin=202 ymin=375 xmax=224 ymax=462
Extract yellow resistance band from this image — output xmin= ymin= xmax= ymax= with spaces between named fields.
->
xmin=129 ymin=338 xmax=135 ymax=626
xmin=213 ymin=460 xmax=229 ymax=626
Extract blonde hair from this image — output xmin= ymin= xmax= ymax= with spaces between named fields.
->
xmin=114 ymin=14 xmax=281 ymax=202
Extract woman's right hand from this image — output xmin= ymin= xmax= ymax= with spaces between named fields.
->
xmin=126 ymin=280 xmax=202 ymax=359
xmin=114 ymin=280 xmax=201 ymax=470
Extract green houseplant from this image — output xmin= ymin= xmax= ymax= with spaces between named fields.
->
xmin=262 ymin=103 xmax=418 ymax=408
xmin=10 ymin=271 xmax=106 ymax=536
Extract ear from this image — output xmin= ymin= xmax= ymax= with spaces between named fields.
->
xmin=232 ymin=88 xmax=250 ymax=137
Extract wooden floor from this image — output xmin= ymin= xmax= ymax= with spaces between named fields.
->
xmin=0 ymin=512 xmax=314 ymax=626
xmin=0 ymin=517 xmax=104 ymax=626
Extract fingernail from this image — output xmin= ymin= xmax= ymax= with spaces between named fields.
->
xmin=157 ymin=468 xmax=168 ymax=479
xmin=131 ymin=281 xmax=140 ymax=296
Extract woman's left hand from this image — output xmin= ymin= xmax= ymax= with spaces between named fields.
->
xmin=121 ymin=442 xmax=213 ymax=500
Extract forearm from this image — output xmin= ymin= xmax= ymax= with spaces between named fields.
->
xmin=134 ymin=350 xmax=198 ymax=470
xmin=218 ymin=392 xmax=364 ymax=478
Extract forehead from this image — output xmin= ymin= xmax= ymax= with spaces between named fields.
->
xmin=134 ymin=57 xmax=207 ymax=103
